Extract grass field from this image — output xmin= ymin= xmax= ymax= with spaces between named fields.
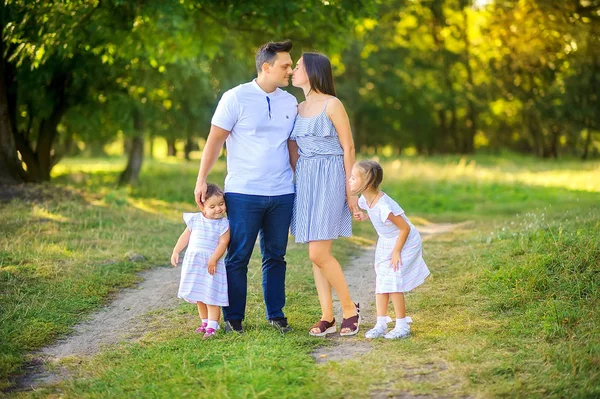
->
xmin=1 ymin=154 xmax=598 ymax=397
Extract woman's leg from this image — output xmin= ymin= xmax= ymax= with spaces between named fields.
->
xmin=309 ymin=263 xmax=334 ymax=334
xmin=390 ymin=293 xmax=406 ymax=319
xmin=197 ymin=302 xmax=208 ymax=319
xmin=308 ymin=240 xmax=357 ymax=321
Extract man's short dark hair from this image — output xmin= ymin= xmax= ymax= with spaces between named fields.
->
xmin=255 ymin=40 xmax=293 ymax=73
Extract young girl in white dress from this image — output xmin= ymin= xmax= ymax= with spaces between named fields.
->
xmin=171 ymin=183 xmax=230 ymax=339
xmin=349 ymin=160 xmax=430 ymax=339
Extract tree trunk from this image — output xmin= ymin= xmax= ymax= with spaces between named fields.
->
xmin=89 ymin=141 xmax=107 ymax=157
xmin=167 ymin=138 xmax=176 ymax=157
xmin=11 ymin=70 xmax=68 ymax=182
xmin=148 ymin=133 xmax=154 ymax=160
xmin=582 ymin=118 xmax=592 ymax=160
xmin=461 ymin=6 xmax=477 ymax=154
xmin=184 ymin=136 xmax=197 ymax=161
xmin=549 ymin=125 xmax=559 ymax=159
xmin=430 ymin=5 xmax=459 ymax=153
xmin=119 ymin=108 xmax=145 ymax=186
xmin=437 ymin=109 xmax=448 ymax=153
xmin=0 ymin=24 xmax=26 ymax=183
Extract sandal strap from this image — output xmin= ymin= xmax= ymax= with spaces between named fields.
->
xmin=310 ymin=318 xmax=335 ymax=333
xmin=340 ymin=314 xmax=359 ymax=330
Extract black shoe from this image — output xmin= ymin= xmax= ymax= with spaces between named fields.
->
xmin=224 ymin=319 xmax=243 ymax=333
xmin=268 ymin=317 xmax=292 ymax=334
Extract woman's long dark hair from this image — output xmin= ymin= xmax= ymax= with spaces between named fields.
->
xmin=302 ymin=52 xmax=336 ymax=96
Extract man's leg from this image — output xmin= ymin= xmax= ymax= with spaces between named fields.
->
xmin=259 ymin=193 xmax=294 ymax=320
xmin=223 ymin=193 xmax=266 ymax=324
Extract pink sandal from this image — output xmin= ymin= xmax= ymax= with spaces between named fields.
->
xmin=195 ymin=322 xmax=208 ymax=334
xmin=203 ymin=327 xmax=217 ymax=340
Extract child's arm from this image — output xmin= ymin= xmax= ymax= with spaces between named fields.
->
xmin=171 ymin=228 xmax=191 ymax=267
xmin=388 ymin=214 xmax=411 ymax=271
xmin=207 ymin=229 xmax=230 ymax=275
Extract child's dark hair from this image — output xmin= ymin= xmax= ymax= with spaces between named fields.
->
xmin=355 ymin=160 xmax=384 ymax=193
xmin=255 ymin=40 xmax=293 ymax=73
xmin=205 ymin=183 xmax=224 ymax=200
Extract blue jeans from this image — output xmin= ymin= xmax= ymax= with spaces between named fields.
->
xmin=223 ymin=193 xmax=294 ymax=321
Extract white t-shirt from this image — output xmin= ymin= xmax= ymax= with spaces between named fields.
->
xmin=211 ymin=79 xmax=298 ymax=196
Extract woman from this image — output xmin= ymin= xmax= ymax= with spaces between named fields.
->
xmin=289 ymin=52 xmax=360 ymax=336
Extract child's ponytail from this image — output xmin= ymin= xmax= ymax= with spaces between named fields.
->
xmin=356 ymin=160 xmax=384 ymax=192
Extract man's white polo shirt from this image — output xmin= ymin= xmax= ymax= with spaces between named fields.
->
xmin=211 ymin=79 xmax=298 ymax=196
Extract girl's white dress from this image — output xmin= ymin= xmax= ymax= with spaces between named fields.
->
xmin=358 ymin=194 xmax=430 ymax=294
xmin=178 ymin=212 xmax=229 ymax=306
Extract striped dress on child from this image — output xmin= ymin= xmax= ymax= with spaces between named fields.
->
xmin=178 ymin=212 xmax=229 ymax=306
xmin=358 ymin=194 xmax=430 ymax=294
xmin=290 ymin=98 xmax=352 ymax=243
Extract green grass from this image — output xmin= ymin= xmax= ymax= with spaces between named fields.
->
xmin=1 ymin=155 xmax=599 ymax=397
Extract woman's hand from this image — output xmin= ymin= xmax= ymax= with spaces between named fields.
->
xmin=347 ymin=194 xmax=359 ymax=216
xmin=207 ymin=259 xmax=217 ymax=275
xmin=390 ymin=251 xmax=402 ymax=271
xmin=170 ymin=251 xmax=179 ymax=267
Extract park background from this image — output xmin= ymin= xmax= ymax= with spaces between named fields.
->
xmin=0 ymin=0 xmax=599 ymax=397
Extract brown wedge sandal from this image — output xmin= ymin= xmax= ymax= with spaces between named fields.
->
xmin=309 ymin=318 xmax=337 ymax=337
xmin=340 ymin=303 xmax=361 ymax=336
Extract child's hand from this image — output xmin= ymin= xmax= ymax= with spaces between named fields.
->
xmin=207 ymin=259 xmax=217 ymax=276
xmin=390 ymin=251 xmax=402 ymax=271
xmin=170 ymin=252 xmax=179 ymax=267
xmin=354 ymin=211 xmax=368 ymax=221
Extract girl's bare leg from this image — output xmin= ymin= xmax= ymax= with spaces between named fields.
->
xmin=376 ymin=293 xmax=390 ymax=317
xmin=207 ymin=305 xmax=221 ymax=322
xmin=197 ymin=302 xmax=208 ymax=319
xmin=390 ymin=293 xmax=406 ymax=319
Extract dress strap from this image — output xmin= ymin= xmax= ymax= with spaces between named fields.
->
xmin=322 ymin=97 xmax=335 ymax=111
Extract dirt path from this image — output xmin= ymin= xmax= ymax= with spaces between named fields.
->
xmin=16 ymin=266 xmax=181 ymax=389
xmin=16 ymin=222 xmax=469 ymax=391
xmin=311 ymin=222 xmax=470 ymax=364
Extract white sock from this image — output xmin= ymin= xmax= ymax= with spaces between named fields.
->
xmin=202 ymin=318 xmax=208 ymax=325
xmin=377 ymin=316 xmax=392 ymax=326
xmin=396 ymin=317 xmax=409 ymax=329
xmin=207 ymin=320 xmax=218 ymax=330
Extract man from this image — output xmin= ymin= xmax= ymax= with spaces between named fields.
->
xmin=194 ymin=41 xmax=297 ymax=333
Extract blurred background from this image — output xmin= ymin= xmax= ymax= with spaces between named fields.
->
xmin=1 ymin=0 xmax=598 ymax=185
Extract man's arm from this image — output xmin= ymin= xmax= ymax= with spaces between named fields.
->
xmin=194 ymin=125 xmax=230 ymax=206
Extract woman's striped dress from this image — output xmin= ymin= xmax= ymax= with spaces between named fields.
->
xmin=290 ymin=100 xmax=352 ymax=243
xmin=358 ymin=194 xmax=430 ymax=293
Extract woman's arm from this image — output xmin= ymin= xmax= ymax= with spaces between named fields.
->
xmin=207 ymin=229 xmax=231 ymax=275
xmin=171 ymin=228 xmax=191 ymax=267
xmin=288 ymin=139 xmax=300 ymax=173
xmin=388 ymin=214 xmax=410 ymax=271
xmin=327 ymin=98 xmax=358 ymax=214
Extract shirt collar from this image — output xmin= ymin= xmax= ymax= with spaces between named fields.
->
xmin=251 ymin=79 xmax=279 ymax=97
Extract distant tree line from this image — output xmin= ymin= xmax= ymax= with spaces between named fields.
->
xmin=0 ymin=0 xmax=598 ymax=185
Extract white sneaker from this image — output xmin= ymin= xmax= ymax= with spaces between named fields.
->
xmin=365 ymin=324 xmax=387 ymax=338
xmin=384 ymin=326 xmax=410 ymax=339
xmin=384 ymin=316 xmax=412 ymax=339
